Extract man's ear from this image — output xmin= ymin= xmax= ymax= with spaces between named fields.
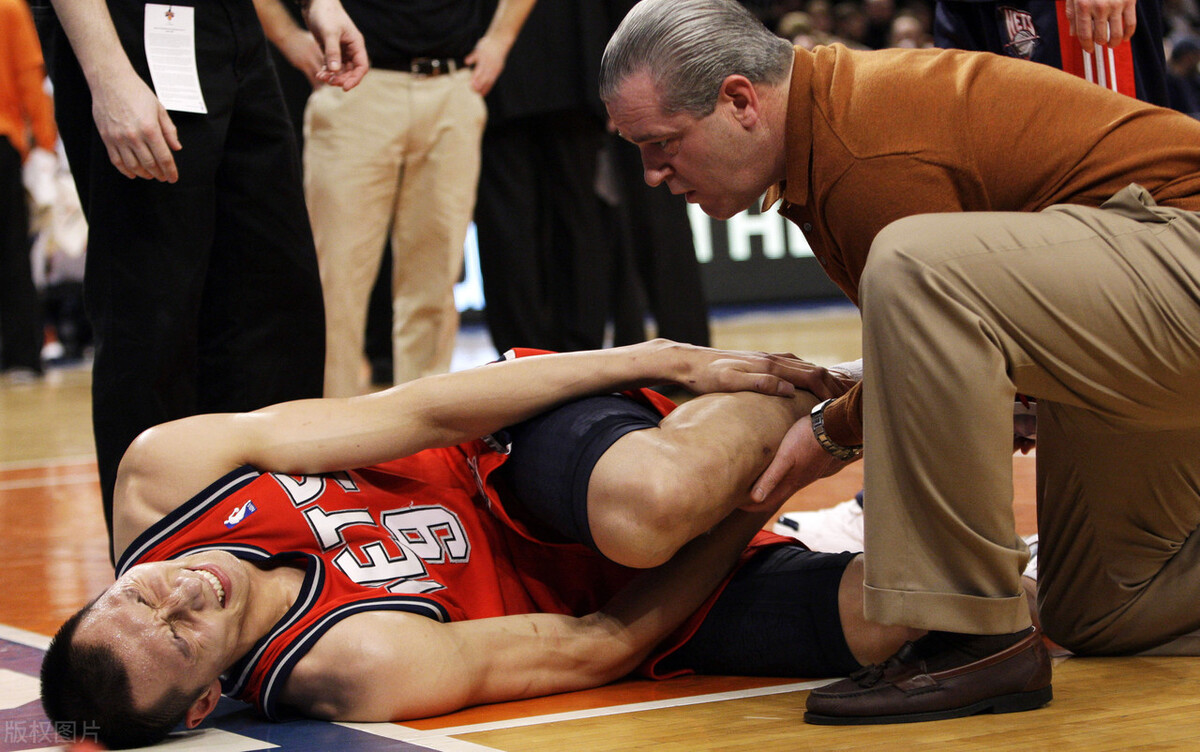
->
xmin=718 ymin=74 xmax=762 ymax=128
xmin=184 ymin=679 xmax=223 ymax=729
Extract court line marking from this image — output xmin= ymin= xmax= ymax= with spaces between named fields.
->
xmin=3 ymin=626 xmax=829 ymax=752
xmin=0 ymin=624 xmax=50 ymax=650
xmin=0 ymin=456 xmax=96 ymax=472
xmin=0 ymin=473 xmax=100 ymax=492
xmin=338 ymin=680 xmax=830 ymax=744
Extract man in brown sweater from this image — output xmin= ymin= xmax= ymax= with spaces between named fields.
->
xmin=601 ymin=0 xmax=1200 ymax=726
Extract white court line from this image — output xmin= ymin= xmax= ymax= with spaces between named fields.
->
xmin=383 ymin=736 xmax=503 ymax=752
xmin=338 ymin=680 xmax=830 ymax=747
xmin=2 ymin=623 xmax=827 ymax=752
xmin=0 ymin=455 xmax=95 ymax=472
xmin=0 ymin=473 xmax=99 ymax=492
xmin=0 ymin=667 xmax=41 ymax=709
xmin=0 ymin=623 xmax=51 ymax=650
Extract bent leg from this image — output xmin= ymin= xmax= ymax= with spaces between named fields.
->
xmin=663 ymin=551 xmax=921 ymax=677
xmin=587 ymin=390 xmax=816 ymax=568
xmin=861 ymin=188 xmax=1200 ymax=635
xmin=1036 ymin=402 xmax=1200 ymax=655
xmin=499 ymin=390 xmax=815 ymax=568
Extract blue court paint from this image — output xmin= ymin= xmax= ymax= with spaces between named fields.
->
xmin=0 ymin=637 xmax=435 ymax=752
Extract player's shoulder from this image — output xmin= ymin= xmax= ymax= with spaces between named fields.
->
xmin=281 ymin=609 xmax=439 ymax=719
xmin=112 ymin=413 xmax=252 ymax=549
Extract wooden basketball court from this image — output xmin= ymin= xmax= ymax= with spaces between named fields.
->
xmin=3 ymin=305 xmax=1199 ymax=751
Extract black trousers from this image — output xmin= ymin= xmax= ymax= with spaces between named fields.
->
xmin=475 ymin=110 xmax=611 ymax=353
xmin=0 ymin=139 xmax=42 ymax=372
xmin=49 ymin=0 xmax=325 ymax=542
xmin=607 ymin=137 xmax=710 ymax=348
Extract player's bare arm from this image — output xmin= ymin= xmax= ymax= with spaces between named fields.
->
xmin=281 ymin=506 xmax=778 ymax=721
xmin=111 ymin=341 xmax=831 ymax=556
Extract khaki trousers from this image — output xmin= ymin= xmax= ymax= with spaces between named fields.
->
xmin=304 ymin=68 xmax=486 ymax=396
xmin=859 ymin=185 xmax=1200 ymax=653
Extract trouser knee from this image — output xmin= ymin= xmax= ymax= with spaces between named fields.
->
xmin=859 ymin=218 xmax=943 ymax=324
xmin=1039 ymin=595 xmax=1166 ymax=656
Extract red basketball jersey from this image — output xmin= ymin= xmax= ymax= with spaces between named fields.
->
xmin=116 ymin=384 xmax=786 ymax=717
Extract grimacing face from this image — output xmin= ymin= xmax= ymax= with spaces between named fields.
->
xmin=72 ymin=551 xmax=254 ymax=712
xmin=606 ymin=71 xmax=773 ymax=221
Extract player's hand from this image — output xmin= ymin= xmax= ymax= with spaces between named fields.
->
xmin=303 ymin=0 xmax=369 ymax=90
xmin=652 ymin=340 xmax=846 ymax=399
xmin=749 ymin=416 xmax=849 ymax=507
xmin=1065 ymin=0 xmax=1136 ymax=53
xmin=91 ymin=71 xmax=181 ymax=182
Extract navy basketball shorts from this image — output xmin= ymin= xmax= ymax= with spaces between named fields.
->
xmin=496 ymin=394 xmax=661 ymax=549
xmin=664 ymin=545 xmax=862 ymax=677
xmin=497 ymin=394 xmax=862 ymax=677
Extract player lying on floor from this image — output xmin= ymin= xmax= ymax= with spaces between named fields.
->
xmin=41 ymin=340 xmax=920 ymax=749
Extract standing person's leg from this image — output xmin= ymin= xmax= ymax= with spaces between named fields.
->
xmin=304 ymin=71 xmax=408 ymax=397
xmin=611 ymin=136 xmax=710 ymax=347
xmin=390 ymin=69 xmax=485 ymax=385
xmin=51 ymin=0 xmax=232 ymax=540
xmin=475 ymin=122 xmax=558 ymax=353
xmin=0 ymin=139 xmax=43 ymax=375
xmin=543 ymin=111 xmax=610 ymax=352
xmin=201 ymin=2 xmax=324 ymax=411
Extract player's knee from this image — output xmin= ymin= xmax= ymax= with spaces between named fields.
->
xmin=593 ymin=475 xmax=694 ymax=569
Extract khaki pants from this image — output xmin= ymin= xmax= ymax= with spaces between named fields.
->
xmin=304 ymin=68 xmax=486 ymax=396
xmin=859 ymin=185 xmax=1200 ymax=653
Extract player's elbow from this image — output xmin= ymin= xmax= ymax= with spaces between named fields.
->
xmin=574 ymin=613 xmax=647 ymax=682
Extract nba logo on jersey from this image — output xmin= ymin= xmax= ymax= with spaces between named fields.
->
xmin=224 ymin=500 xmax=257 ymax=528
xmin=1000 ymin=6 xmax=1040 ymax=59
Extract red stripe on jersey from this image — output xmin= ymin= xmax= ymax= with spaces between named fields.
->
xmin=1056 ymin=0 xmax=1137 ymax=97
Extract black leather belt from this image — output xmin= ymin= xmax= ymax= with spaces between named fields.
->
xmin=399 ymin=57 xmax=468 ymax=76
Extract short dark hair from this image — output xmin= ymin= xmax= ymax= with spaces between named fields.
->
xmin=41 ymin=600 xmax=205 ymax=749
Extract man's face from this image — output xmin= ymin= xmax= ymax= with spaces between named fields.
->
xmin=73 ymin=551 xmax=253 ymax=711
xmin=607 ymin=71 xmax=772 ymax=220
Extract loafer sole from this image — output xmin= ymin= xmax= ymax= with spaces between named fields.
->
xmin=804 ymin=685 xmax=1052 ymax=725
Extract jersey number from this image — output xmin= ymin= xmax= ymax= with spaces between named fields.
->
xmin=273 ymin=473 xmax=468 ymax=593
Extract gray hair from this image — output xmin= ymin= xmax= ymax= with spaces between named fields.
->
xmin=600 ymin=0 xmax=795 ymax=116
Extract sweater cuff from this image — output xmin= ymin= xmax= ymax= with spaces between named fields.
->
xmin=821 ymin=382 xmax=863 ymax=448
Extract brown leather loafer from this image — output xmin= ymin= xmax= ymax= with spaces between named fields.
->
xmin=805 ymin=627 xmax=1052 ymax=725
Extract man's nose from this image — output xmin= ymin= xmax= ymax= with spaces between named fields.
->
xmin=641 ymin=152 xmax=670 ymax=187
xmin=161 ymin=575 xmax=205 ymax=614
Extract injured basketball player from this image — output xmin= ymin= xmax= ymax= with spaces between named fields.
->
xmin=41 ymin=341 xmax=925 ymax=749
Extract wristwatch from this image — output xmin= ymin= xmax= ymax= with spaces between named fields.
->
xmin=810 ymin=399 xmax=863 ymax=461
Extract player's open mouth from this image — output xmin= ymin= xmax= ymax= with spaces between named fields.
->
xmin=191 ymin=567 xmax=228 ymax=607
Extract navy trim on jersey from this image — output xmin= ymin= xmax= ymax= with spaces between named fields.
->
xmin=259 ymin=596 xmax=452 ymax=720
xmin=116 ymin=465 xmax=261 ymax=575
xmin=223 ymin=551 xmax=326 ymax=699
xmin=169 ymin=543 xmax=275 ymax=563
